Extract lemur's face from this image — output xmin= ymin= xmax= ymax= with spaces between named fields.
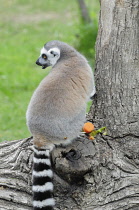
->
xmin=36 ymin=47 xmax=60 ymax=69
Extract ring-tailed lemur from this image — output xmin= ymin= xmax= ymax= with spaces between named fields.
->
xmin=26 ymin=40 xmax=96 ymax=210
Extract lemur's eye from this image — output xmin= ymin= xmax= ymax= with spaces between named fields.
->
xmin=42 ymin=54 xmax=47 ymax=59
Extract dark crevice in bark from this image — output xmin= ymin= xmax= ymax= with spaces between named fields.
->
xmin=102 ymin=133 xmax=139 ymax=140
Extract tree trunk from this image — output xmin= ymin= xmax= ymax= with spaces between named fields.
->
xmin=77 ymin=0 xmax=91 ymax=23
xmin=0 ymin=0 xmax=139 ymax=209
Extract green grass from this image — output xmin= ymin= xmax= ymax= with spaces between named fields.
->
xmin=0 ymin=0 xmax=99 ymax=142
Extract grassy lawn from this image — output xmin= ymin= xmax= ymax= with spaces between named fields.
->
xmin=0 ymin=0 xmax=99 ymax=142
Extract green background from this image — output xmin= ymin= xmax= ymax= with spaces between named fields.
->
xmin=0 ymin=0 xmax=99 ymax=141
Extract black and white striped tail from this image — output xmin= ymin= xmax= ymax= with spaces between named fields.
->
xmin=33 ymin=147 xmax=55 ymax=210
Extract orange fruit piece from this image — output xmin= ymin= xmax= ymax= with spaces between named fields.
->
xmin=89 ymin=136 xmax=95 ymax=140
xmin=83 ymin=122 xmax=95 ymax=133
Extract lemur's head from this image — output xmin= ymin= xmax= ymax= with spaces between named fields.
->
xmin=36 ymin=40 xmax=77 ymax=69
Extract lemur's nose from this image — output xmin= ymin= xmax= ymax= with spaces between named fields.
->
xmin=36 ymin=59 xmax=42 ymax=66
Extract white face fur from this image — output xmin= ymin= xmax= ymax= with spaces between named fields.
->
xmin=40 ymin=47 xmax=60 ymax=68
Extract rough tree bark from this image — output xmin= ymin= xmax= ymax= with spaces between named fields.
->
xmin=0 ymin=0 xmax=139 ymax=209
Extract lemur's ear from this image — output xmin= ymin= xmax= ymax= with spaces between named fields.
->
xmin=48 ymin=48 xmax=60 ymax=57
xmin=50 ymin=50 xmax=57 ymax=57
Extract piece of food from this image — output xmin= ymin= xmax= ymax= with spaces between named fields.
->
xmin=89 ymin=136 xmax=95 ymax=140
xmin=83 ymin=122 xmax=95 ymax=133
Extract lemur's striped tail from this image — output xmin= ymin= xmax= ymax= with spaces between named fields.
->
xmin=33 ymin=147 xmax=55 ymax=210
